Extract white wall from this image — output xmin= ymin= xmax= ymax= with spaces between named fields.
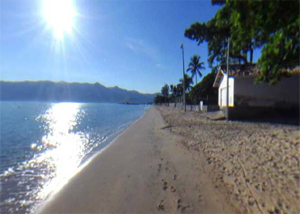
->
xmin=218 ymin=74 xmax=234 ymax=108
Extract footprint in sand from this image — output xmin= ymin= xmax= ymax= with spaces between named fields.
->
xmin=181 ymin=205 xmax=190 ymax=212
xmin=176 ymin=199 xmax=190 ymax=212
xmin=162 ymin=181 xmax=168 ymax=190
xmin=157 ymin=200 xmax=164 ymax=211
xmin=157 ymin=163 xmax=162 ymax=173
xmin=176 ymin=199 xmax=181 ymax=209
xmin=198 ymin=194 xmax=204 ymax=204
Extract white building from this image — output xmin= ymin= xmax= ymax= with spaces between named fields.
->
xmin=213 ymin=68 xmax=234 ymax=108
xmin=213 ymin=65 xmax=299 ymax=120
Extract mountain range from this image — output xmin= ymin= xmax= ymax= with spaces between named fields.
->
xmin=0 ymin=81 xmax=156 ymax=103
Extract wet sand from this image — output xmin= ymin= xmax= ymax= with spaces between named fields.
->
xmin=36 ymin=106 xmax=236 ymax=214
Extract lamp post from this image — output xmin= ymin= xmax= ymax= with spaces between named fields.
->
xmin=181 ymin=44 xmax=186 ymax=112
xmin=226 ymin=37 xmax=230 ymax=121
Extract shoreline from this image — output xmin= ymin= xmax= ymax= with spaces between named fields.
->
xmin=36 ymin=106 xmax=235 ymax=214
xmin=79 ymin=106 xmax=150 ymax=165
xmin=34 ymin=106 xmax=150 ymax=212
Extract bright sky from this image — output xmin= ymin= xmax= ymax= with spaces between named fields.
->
xmin=0 ymin=0 xmax=260 ymax=94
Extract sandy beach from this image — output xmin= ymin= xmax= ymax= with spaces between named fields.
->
xmin=36 ymin=106 xmax=236 ymax=214
xmin=158 ymin=106 xmax=300 ymax=214
xmin=36 ymin=106 xmax=300 ymax=214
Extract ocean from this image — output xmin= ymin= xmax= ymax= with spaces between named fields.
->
xmin=0 ymin=101 xmax=149 ymax=214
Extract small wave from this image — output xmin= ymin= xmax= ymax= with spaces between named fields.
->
xmin=0 ymin=102 xmax=148 ymax=214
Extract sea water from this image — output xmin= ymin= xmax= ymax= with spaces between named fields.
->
xmin=0 ymin=101 xmax=149 ymax=214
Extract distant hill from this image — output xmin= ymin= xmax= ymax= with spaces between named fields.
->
xmin=0 ymin=81 xmax=155 ymax=103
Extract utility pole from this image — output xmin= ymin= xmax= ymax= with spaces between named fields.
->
xmin=181 ymin=44 xmax=186 ymax=112
xmin=226 ymin=37 xmax=230 ymax=121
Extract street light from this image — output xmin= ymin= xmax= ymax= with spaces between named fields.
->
xmin=180 ymin=44 xmax=186 ymax=112
xmin=226 ymin=37 xmax=230 ymax=121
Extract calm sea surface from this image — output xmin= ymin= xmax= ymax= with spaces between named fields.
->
xmin=0 ymin=101 xmax=149 ymax=214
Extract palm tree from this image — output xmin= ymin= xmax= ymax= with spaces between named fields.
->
xmin=180 ymin=74 xmax=193 ymax=92
xmin=170 ymin=84 xmax=174 ymax=94
xmin=176 ymin=83 xmax=183 ymax=103
xmin=161 ymin=84 xmax=169 ymax=106
xmin=186 ymin=55 xmax=205 ymax=85
xmin=170 ymin=84 xmax=178 ymax=107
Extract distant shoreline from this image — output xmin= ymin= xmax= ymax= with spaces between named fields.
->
xmin=0 ymin=100 xmax=153 ymax=105
xmin=0 ymin=81 xmax=156 ymax=103
xmin=119 ymin=102 xmax=152 ymax=105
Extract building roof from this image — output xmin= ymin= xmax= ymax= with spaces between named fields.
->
xmin=213 ymin=64 xmax=300 ymax=88
xmin=213 ymin=64 xmax=258 ymax=88
xmin=213 ymin=68 xmax=225 ymax=88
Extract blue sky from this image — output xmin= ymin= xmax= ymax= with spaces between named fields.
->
xmin=0 ymin=0 xmax=260 ymax=93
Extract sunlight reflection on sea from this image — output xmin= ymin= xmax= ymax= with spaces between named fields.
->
xmin=0 ymin=102 xmax=148 ymax=214
xmin=34 ymin=103 xmax=86 ymax=203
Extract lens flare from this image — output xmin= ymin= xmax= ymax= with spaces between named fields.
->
xmin=43 ymin=0 xmax=76 ymax=40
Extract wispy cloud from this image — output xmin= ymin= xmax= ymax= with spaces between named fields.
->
xmin=126 ymin=43 xmax=136 ymax=51
xmin=124 ymin=38 xmax=158 ymax=61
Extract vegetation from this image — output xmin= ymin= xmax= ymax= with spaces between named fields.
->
xmin=180 ymin=74 xmax=193 ymax=92
xmin=155 ymin=71 xmax=217 ymax=107
xmin=160 ymin=84 xmax=170 ymax=105
xmin=176 ymin=83 xmax=183 ymax=97
xmin=154 ymin=94 xmax=165 ymax=105
xmin=185 ymin=0 xmax=299 ymax=84
xmin=190 ymin=72 xmax=217 ymax=105
xmin=170 ymin=85 xmax=177 ymax=107
xmin=187 ymin=55 xmax=205 ymax=85
xmin=155 ymin=1 xmax=299 ymax=107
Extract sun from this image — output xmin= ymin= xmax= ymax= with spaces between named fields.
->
xmin=43 ymin=0 xmax=76 ymax=40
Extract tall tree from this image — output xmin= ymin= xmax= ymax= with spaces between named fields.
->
xmin=176 ymin=83 xmax=183 ymax=102
xmin=190 ymin=72 xmax=218 ymax=104
xmin=185 ymin=0 xmax=299 ymax=84
xmin=161 ymin=84 xmax=169 ymax=106
xmin=170 ymin=84 xmax=178 ymax=107
xmin=154 ymin=94 xmax=164 ymax=105
xmin=180 ymin=74 xmax=193 ymax=92
xmin=187 ymin=55 xmax=205 ymax=85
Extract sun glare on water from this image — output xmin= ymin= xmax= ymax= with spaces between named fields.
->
xmin=34 ymin=103 xmax=88 ymax=200
xmin=43 ymin=0 xmax=76 ymax=40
